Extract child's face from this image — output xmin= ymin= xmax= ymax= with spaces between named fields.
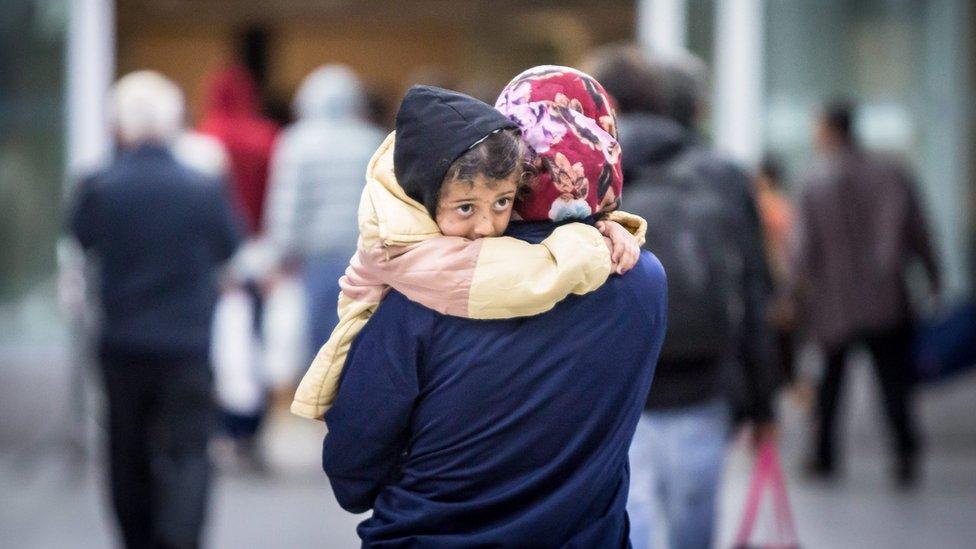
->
xmin=435 ymin=174 xmax=519 ymax=240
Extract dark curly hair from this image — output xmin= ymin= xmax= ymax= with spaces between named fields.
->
xmin=441 ymin=128 xmax=528 ymax=192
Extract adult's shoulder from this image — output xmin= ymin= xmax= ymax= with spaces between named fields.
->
xmin=797 ymin=157 xmax=844 ymax=201
xmin=607 ymin=250 xmax=667 ymax=329
xmin=628 ymin=251 xmax=667 ymax=290
xmin=368 ymin=290 xmax=439 ymax=335
xmin=272 ymin=121 xmax=312 ymax=150
xmin=73 ymin=166 xmax=107 ymax=197
xmin=696 ymin=145 xmax=735 ymax=168
xmin=865 ymin=150 xmax=916 ymax=184
xmin=689 ymin=147 xmax=753 ymax=193
xmin=172 ymin=161 xmax=225 ymax=197
xmin=80 ymin=157 xmax=129 ymax=189
xmin=74 ymin=161 xmax=142 ymax=206
xmin=620 ymin=251 xmax=667 ymax=304
xmin=165 ymin=161 xmax=233 ymax=217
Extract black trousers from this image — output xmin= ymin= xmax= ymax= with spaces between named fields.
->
xmin=816 ymin=323 xmax=918 ymax=469
xmin=101 ymin=351 xmax=215 ymax=549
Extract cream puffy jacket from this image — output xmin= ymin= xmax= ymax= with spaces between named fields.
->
xmin=291 ymin=133 xmax=645 ymax=419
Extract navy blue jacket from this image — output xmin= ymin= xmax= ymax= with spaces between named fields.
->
xmin=323 ymin=220 xmax=667 ymax=548
xmin=70 ymin=145 xmax=242 ymax=359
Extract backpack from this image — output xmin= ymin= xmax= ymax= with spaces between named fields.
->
xmin=625 ymin=149 xmax=743 ymax=361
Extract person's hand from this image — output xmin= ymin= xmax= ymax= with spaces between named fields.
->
xmin=596 ymin=220 xmax=640 ymax=275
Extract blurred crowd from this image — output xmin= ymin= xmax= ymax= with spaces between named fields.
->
xmin=64 ymin=38 xmax=972 ymax=549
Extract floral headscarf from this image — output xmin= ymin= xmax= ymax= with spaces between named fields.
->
xmin=495 ymin=66 xmax=622 ymax=222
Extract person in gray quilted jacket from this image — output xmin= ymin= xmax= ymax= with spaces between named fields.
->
xmin=264 ymin=65 xmax=387 ymax=361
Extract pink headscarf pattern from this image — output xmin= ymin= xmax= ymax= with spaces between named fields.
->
xmin=495 ymin=65 xmax=622 ymax=222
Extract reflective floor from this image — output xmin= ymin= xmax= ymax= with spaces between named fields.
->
xmin=2 ymin=345 xmax=974 ymax=548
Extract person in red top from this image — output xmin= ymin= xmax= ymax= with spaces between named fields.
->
xmin=198 ymin=65 xmax=279 ymax=471
xmin=198 ymin=65 xmax=279 ymax=235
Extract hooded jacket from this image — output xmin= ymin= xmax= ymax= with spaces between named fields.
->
xmin=290 ymin=133 xmax=646 ymax=419
xmin=394 ymin=85 xmax=518 ymax=217
xmin=264 ymin=66 xmax=387 ymax=260
xmin=198 ymin=66 xmax=279 ymax=235
xmin=618 ymin=112 xmax=777 ymax=420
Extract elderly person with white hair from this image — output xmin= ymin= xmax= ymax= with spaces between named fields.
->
xmin=69 ymin=71 xmax=242 ymax=549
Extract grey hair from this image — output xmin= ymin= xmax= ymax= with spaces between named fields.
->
xmin=111 ymin=70 xmax=184 ymax=145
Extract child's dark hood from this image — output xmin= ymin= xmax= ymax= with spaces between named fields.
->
xmin=394 ymin=85 xmax=517 ymax=217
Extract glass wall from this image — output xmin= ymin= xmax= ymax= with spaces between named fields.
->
xmin=761 ymin=0 xmax=971 ymax=295
xmin=0 ymin=0 xmax=68 ymax=343
xmin=763 ymin=1 xmax=925 ymax=172
xmin=681 ymin=0 xmax=971 ymax=294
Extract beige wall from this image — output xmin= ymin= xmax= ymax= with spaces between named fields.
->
xmin=117 ymin=23 xmax=234 ymax=123
xmin=272 ymin=20 xmax=466 ymax=103
xmin=116 ymin=1 xmax=635 ymax=125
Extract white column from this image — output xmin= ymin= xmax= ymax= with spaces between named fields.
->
xmin=922 ymin=0 xmax=972 ymax=296
xmin=712 ymin=0 xmax=764 ymax=164
xmin=636 ymin=0 xmax=687 ymax=57
xmin=66 ymin=0 xmax=114 ymax=180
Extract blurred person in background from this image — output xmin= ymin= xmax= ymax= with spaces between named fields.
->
xmin=68 ymin=71 xmax=242 ymax=549
xmin=264 ymin=65 xmax=386 ymax=363
xmin=585 ymin=45 xmax=779 ymax=549
xmin=794 ymin=101 xmax=940 ymax=487
xmin=198 ymin=64 xmax=279 ymax=236
xmin=756 ymin=157 xmax=801 ymax=395
xmin=198 ymin=65 xmax=280 ymax=470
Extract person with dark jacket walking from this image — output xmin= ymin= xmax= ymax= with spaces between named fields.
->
xmin=69 ymin=71 xmax=242 ymax=549
xmin=795 ymin=102 xmax=940 ymax=486
xmin=322 ymin=67 xmax=667 ymax=547
xmin=585 ymin=46 xmax=778 ymax=549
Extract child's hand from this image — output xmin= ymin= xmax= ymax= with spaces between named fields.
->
xmin=596 ymin=220 xmax=641 ymax=275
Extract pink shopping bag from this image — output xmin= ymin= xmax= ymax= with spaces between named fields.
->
xmin=733 ymin=440 xmax=799 ymax=549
